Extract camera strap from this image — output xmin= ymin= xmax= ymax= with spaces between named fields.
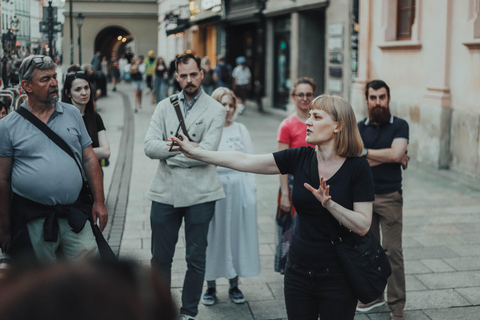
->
xmin=170 ymin=94 xmax=191 ymax=140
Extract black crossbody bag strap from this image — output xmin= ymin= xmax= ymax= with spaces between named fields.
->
xmin=16 ymin=107 xmax=84 ymax=178
xmin=170 ymin=94 xmax=192 ymax=140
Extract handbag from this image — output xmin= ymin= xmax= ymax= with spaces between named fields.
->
xmin=309 ymin=153 xmax=391 ymax=304
xmin=15 ymin=107 xmax=116 ymax=260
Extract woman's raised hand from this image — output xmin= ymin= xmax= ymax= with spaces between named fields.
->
xmin=169 ymin=133 xmax=197 ymax=158
xmin=304 ymin=176 xmax=332 ymax=207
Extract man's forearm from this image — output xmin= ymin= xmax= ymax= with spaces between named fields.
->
xmin=0 ymin=182 xmax=12 ymax=237
xmin=84 ymin=157 xmax=105 ymax=203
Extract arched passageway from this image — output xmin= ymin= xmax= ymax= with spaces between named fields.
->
xmin=93 ymin=26 xmax=134 ymax=60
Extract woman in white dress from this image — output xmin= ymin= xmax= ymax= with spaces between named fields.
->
xmin=202 ymin=87 xmax=260 ymax=306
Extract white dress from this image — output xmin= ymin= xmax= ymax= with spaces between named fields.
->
xmin=205 ymin=122 xmax=261 ymax=280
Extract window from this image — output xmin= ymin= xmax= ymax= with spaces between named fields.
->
xmin=397 ymin=0 xmax=416 ymax=40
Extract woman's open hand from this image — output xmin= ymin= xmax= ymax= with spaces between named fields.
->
xmin=304 ymin=176 xmax=332 ymax=207
xmin=168 ymin=133 xmax=197 ymax=158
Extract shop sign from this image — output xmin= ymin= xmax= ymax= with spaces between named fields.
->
xmin=190 ymin=0 xmax=223 ymax=21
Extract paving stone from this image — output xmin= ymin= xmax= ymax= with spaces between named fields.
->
xmin=443 ymin=256 xmax=480 ymax=271
xmin=249 ymin=299 xmax=287 ymax=319
xmin=420 ymin=259 xmax=455 ymax=273
xmin=404 ymin=246 xmax=459 ymax=260
xmin=405 ymin=260 xmax=432 ymax=274
xmin=406 ymin=275 xmax=429 ymax=291
xmin=447 ymin=244 xmax=480 ymax=257
xmin=416 ymin=271 xmax=480 ymax=289
xmin=456 ymin=287 xmax=480 ymax=305
xmin=405 ymin=289 xmax=471 ymax=310
xmin=424 ymin=306 xmax=480 ymax=320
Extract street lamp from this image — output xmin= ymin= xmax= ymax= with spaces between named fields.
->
xmin=75 ymin=13 xmax=84 ymax=65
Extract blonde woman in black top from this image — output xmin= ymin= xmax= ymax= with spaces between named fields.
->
xmin=170 ymin=95 xmax=375 ymax=320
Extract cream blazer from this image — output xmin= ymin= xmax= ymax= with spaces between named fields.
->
xmin=144 ymin=91 xmax=226 ymax=207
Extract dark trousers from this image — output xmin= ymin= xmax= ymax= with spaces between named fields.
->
xmin=150 ymin=201 xmax=215 ymax=317
xmin=284 ymin=260 xmax=357 ymax=320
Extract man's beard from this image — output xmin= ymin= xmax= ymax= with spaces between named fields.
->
xmin=45 ymin=88 xmax=59 ymax=105
xmin=369 ymin=106 xmax=391 ymax=126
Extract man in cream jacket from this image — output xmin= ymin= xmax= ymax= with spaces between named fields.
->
xmin=144 ymin=53 xmax=225 ymax=320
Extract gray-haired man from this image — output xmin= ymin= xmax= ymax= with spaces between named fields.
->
xmin=0 ymin=55 xmax=108 ymax=262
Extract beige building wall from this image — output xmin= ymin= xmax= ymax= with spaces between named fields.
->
xmin=351 ymin=0 xmax=480 ymax=177
xmin=62 ymin=0 xmax=157 ymax=69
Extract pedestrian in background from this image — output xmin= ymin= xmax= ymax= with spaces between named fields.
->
xmin=0 ymin=55 xmax=108 ymax=262
xmin=356 ymin=80 xmax=409 ymax=320
xmin=201 ymin=56 xmax=215 ymax=95
xmin=145 ymin=50 xmax=156 ymax=98
xmin=231 ymin=56 xmax=251 ymax=115
xmin=90 ymin=51 xmax=101 ymax=72
xmin=154 ymin=56 xmax=168 ymax=103
xmin=101 ymin=56 xmax=109 ymax=79
xmin=62 ymin=71 xmax=111 ymax=166
xmin=109 ymin=52 xmax=120 ymax=92
xmin=201 ymin=87 xmax=260 ymax=307
xmin=144 ymin=53 xmax=226 ymax=320
xmin=168 ymin=55 xmax=181 ymax=95
xmin=213 ymin=55 xmax=232 ymax=89
xmin=275 ymin=77 xmax=316 ymax=274
xmin=170 ymin=94 xmax=375 ymax=320
xmin=0 ymin=101 xmax=8 ymax=119
xmin=118 ymin=54 xmax=128 ymax=82
xmin=0 ymin=56 xmax=12 ymax=89
xmin=130 ymin=56 xmax=146 ymax=112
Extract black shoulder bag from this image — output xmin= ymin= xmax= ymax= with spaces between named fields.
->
xmin=170 ymin=94 xmax=191 ymax=140
xmin=310 ymin=154 xmax=391 ymax=304
xmin=16 ymin=107 xmax=116 ymax=261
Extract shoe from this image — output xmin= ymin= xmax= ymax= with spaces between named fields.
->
xmin=112 ymin=87 xmax=116 ymax=92
xmin=390 ymin=311 xmax=406 ymax=320
xmin=228 ymin=286 xmax=245 ymax=304
xmin=179 ymin=315 xmax=195 ymax=320
xmin=202 ymin=287 xmax=216 ymax=306
xmin=134 ymin=108 xmax=138 ymax=113
xmin=356 ymin=298 xmax=386 ymax=312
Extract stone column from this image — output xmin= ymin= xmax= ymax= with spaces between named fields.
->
xmin=350 ymin=0 xmax=371 ymax=120
xmin=420 ymin=0 xmax=452 ymax=168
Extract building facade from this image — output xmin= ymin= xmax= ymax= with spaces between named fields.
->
xmin=351 ymin=0 xmax=480 ymax=177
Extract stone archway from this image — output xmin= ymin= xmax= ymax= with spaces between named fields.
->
xmin=93 ymin=25 xmax=133 ymax=61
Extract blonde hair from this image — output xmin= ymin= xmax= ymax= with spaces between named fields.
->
xmin=309 ymin=95 xmax=364 ymax=157
xmin=211 ymin=87 xmax=237 ymax=114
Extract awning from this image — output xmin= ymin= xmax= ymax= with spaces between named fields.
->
xmin=166 ymin=19 xmax=190 ymax=36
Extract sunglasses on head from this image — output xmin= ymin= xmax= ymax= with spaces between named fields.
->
xmin=25 ymin=56 xmax=47 ymax=71
xmin=66 ymin=71 xmax=86 ymax=79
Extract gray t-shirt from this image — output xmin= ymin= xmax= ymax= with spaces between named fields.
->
xmin=0 ymin=102 xmax=92 ymax=205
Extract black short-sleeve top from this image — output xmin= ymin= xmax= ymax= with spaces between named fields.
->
xmin=358 ymin=116 xmax=409 ymax=194
xmin=273 ymin=147 xmax=375 ymax=269
xmin=82 ymin=112 xmax=106 ymax=148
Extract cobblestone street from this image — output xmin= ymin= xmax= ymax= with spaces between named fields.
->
xmin=97 ymin=82 xmax=480 ymax=320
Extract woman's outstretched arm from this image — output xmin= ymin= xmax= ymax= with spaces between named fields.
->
xmin=170 ymin=133 xmax=281 ymax=175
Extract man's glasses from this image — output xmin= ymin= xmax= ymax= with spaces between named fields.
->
xmin=66 ymin=71 xmax=86 ymax=79
xmin=25 ymin=56 xmax=46 ymax=71
xmin=293 ymin=93 xmax=314 ymax=99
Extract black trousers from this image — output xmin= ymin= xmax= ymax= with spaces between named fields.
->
xmin=284 ymin=260 xmax=357 ymax=320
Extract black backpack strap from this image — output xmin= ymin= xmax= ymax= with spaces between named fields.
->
xmin=169 ymin=94 xmax=192 ymax=140
xmin=16 ymin=107 xmax=84 ymax=178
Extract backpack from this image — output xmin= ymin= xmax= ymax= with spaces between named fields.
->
xmin=220 ymin=64 xmax=231 ymax=85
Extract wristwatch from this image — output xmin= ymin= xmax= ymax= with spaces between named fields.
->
xmin=362 ymin=148 xmax=368 ymax=157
